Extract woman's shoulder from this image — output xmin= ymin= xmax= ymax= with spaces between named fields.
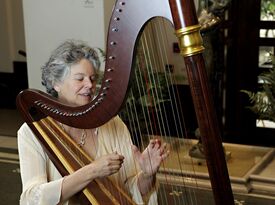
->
xmin=99 ymin=116 xmax=131 ymax=140
xmin=18 ymin=123 xmax=32 ymax=141
xmin=111 ymin=115 xmax=124 ymax=124
xmin=103 ymin=115 xmax=128 ymax=131
xmin=17 ymin=123 xmax=45 ymax=152
xmin=18 ymin=122 xmax=32 ymax=136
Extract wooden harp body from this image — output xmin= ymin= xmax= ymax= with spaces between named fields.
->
xmin=17 ymin=0 xmax=234 ymax=204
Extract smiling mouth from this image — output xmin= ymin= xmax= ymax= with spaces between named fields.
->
xmin=80 ymin=93 xmax=92 ymax=98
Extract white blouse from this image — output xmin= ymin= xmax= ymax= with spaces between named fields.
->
xmin=18 ymin=116 xmax=157 ymax=205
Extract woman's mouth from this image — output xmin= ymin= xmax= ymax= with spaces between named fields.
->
xmin=80 ymin=93 xmax=92 ymax=99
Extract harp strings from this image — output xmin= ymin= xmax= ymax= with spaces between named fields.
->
xmin=119 ymin=17 xmax=202 ymax=204
xmin=153 ymin=18 xmax=199 ymax=205
xmin=153 ymin=19 xmax=196 ymax=205
xmin=157 ymin=18 xmax=202 ymax=205
xmin=139 ymin=22 xmax=174 ymax=205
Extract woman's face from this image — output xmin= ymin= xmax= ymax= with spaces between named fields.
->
xmin=54 ymin=59 xmax=97 ymax=106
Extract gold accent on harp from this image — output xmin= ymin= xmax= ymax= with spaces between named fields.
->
xmin=33 ymin=117 xmax=126 ymax=205
xmin=175 ymin=24 xmax=204 ymax=57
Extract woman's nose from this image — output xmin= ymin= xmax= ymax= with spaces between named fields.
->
xmin=84 ymin=78 xmax=93 ymax=88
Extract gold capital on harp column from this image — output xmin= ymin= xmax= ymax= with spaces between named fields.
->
xmin=175 ymin=24 xmax=205 ymax=57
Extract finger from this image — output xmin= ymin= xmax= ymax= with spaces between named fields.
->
xmin=154 ymin=139 xmax=161 ymax=148
xmin=111 ymin=163 xmax=123 ymax=172
xmin=108 ymin=159 xmax=124 ymax=167
xmin=158 ymin=143 xmax=167 ymax=154
xmin=149 ymin=139 xmax=156 ymax=149
xmin=114 ymin=154 xmax=125 ymax=160
xmin=110 ymin=152 xmax=125 ymax=160
xmin=161 ymin=150 xmax=170 ymax=160
xmin=149 ymin=139 xmax=161 ymax=150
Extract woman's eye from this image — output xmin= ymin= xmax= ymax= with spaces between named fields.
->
xmin=75 ymin=77 xmax=84 ymax=81
xmin=90 ymin=76 xmax=97 ymax=82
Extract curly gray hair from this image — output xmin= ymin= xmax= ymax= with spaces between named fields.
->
xmin=41 ymin=39 xmax=101 ymax=97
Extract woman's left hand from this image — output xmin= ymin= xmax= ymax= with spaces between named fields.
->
xmin=131 ymin=139 xmax=169 ymax=177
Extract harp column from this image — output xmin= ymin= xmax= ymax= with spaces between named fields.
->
xmin=168 ymin=0 xmax=235 ymax=204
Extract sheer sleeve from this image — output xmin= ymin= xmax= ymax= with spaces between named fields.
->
xmin=17 ymin=123 xmax=64 ymax=205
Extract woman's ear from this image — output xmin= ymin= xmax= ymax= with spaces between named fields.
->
xmin=54 ymin=84 xmax=60 ymax=92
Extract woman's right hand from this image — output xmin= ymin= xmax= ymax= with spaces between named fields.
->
xmin=88 ymin=152 xmax=124 ymax=178
xmin=58 ymin=152 xmax=124 ymax=203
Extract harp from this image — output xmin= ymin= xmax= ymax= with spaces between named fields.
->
xmin=17 ymin=0 xmax=234 ymax=204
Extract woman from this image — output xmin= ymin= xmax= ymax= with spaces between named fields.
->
xmin=17 ymin=40 xmax=169 ymax=205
